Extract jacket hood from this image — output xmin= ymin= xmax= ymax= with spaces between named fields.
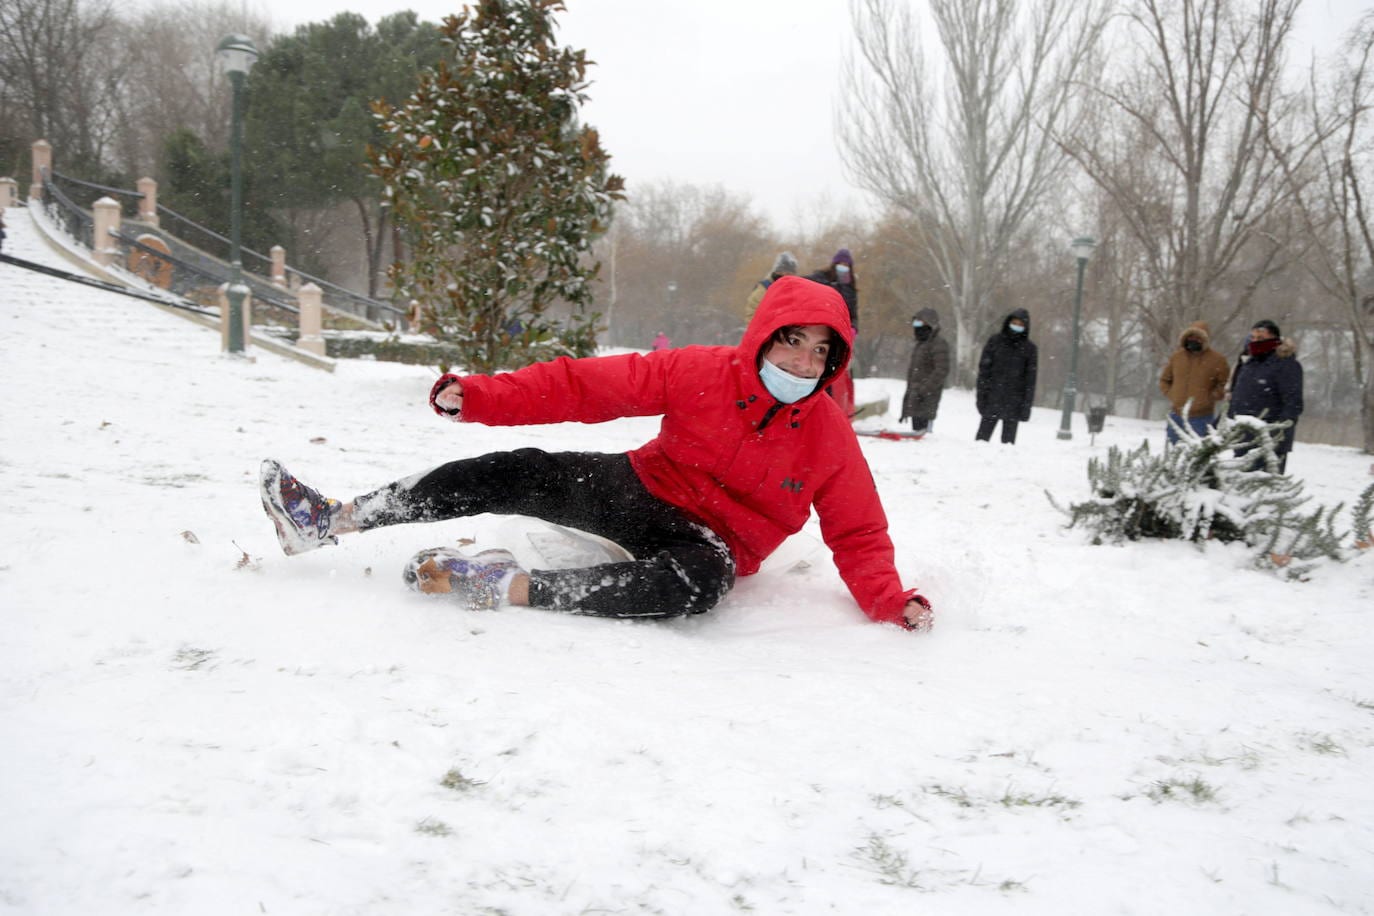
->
xmin=1178 ymin=321 xmax=1212 ymax=349
xmin=914 ymin=307 xmax=941 ymax=330
xmin=739 ymin=275 xmax=854 ymax=396
xmin=1001 ymin=308 xmax=1031 ymax=337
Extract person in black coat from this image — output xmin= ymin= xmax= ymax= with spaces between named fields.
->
xmin=975 ymin=308 xmax=1038 ymax=444
xmin=807 ymin=248 xmax=858 ymax=417
xmin=1227 ymin=319 xmax=1303 ymax=473
xmin=900 ymin=307 xmax=950 ymax=434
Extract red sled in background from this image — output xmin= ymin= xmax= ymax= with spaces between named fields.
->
xmin=855 ymin=429 xmax=926 ymax=442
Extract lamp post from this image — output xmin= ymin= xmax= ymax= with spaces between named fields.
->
xmin=217 ymin=34 xmax=258 ymax=354
xmin=1056 ymin=235 xmax=1096 ymax=440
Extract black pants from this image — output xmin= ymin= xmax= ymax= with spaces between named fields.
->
xmin=350 ymin=450 xmax=735 ymax=619
xmin=976 ymin=417 xmax=1018 ymax=444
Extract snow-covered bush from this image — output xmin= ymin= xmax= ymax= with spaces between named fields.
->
xmin=1050 ymin=416 xmax=1374 ymax=580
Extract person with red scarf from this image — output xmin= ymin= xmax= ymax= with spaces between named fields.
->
xmin=260 ymin=276 xmax=933 ymax=631
xmin=1227 ymin=319 xmax=1304 ymax=473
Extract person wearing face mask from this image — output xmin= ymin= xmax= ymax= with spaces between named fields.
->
xmin=259 ymin=276 xmax=934 ymax=632
xmin=1227 ymin=319 xmax=1304 ymax=473
xmin=900 ymin=307 xmax=950 ymax=435
xmin=974 ymin=308 xmax=1038 ymax=444
xmin=1158 ymin=321 xmax=1230 ymax=444
xmin=807 ymin=248 xmax=859 ymax=417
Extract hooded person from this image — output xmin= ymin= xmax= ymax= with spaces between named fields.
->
xmin=975 ymin=308 xmax=1038 ymax=444
xmin=807 ymin=248 xmax=858 ymax=329
xmin=259 ymin=275 xmax=934 ymax=631
xmin=1158 ymin=321 xmax=1230 ymax=443
xmin=806 ymin=249 xmax=859 ymax=417
xmin=745 ymin=251 xmax=800 ymax=317
xmin=1227 ymin=319 xmax=1304 ymax=473
xmin=900 ymin=307 xmax=950 ymax=435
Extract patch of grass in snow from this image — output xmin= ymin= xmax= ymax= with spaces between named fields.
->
xmin=1173 ymin=745 xmax=1263 ymax=771
xmin=924 ymin=784 xmax=976 ymax=808
xmin=1146 ymin=774 xmax=1220 ymax=804
xmin=171 ymin=646 xmax=217 ymax=671
xmin=852 ymin=834 xmax=924 ymax=889
xmin=923 ymin=783 xmax=1080 ymax=812
xmin=1352 ymin=695 xmax=1374 ymax=711
xmin=998 ymin=787 xmax=1081 ymax=811
xmin=415 ymin=817 xmax=452 ymax=837
xmin=439 ymin=767 xmax=485 ymax=792
xmin=1297 ymin=732 xmax=1346 ymax=756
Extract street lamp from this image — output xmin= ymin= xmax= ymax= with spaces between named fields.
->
xmin=217 ymin=34 xmax=258 ymax=353
xmin=1056 ymin=235 xmax=1096 ymax=440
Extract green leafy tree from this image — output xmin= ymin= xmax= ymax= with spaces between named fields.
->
xmin=371 ymin=0 xmax=623 ymax=373
xmin=244 ymin=12 xmax=443 ymax=293
xmin=159 ymin=127 xmax=281 ymax=259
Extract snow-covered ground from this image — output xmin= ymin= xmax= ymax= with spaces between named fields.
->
xmin=3 ymin=204 xmax=1372 ymax=915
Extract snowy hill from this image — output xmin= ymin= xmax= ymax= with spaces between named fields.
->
xmin=2 ymin=203 xmax=1372 ymax=915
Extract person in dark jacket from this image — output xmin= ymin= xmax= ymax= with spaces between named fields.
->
xmin=807 ymin=248 xmax=858 ymax=417
xmin=260 ymin=276 xmax=933 ymax=631
xmin=1227 ymin=319 xmax=1303 ymax=473
xmin=975 ymin=308 xmax=1038 ymax=444
xmin=900 ymin=307 xmax=950 ymax=435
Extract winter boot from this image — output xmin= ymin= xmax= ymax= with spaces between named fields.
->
xmin=260 ymin=459 xmax=341 ymax=555
xmin=402 ymin=547 xmax=525 ymax=610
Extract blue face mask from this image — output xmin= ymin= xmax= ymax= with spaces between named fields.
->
xmin=912 ymin=319 xmax=925 ymax=328
xmin=1009 ymin=323 xmax=1026 ymax=334
xmin=759 ymin=358 xmax=820 ymax=404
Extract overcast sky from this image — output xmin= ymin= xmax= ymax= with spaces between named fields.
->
xmin=263 ymin=0 xmax=1367 ymax=234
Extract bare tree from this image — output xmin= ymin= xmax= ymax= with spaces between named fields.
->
xmin=595 ymin=181 xmax=773 ymax=349
xmin=107 ymin=1 xmax=272 ymax=179
xmin=840 ymin=0 xmax=1109 ymax=383
xmin=1059 ymin=0 xmax=1313 ymax=354
xmin=1282 ymin=12 xmax=1374 ymax=452
xmin=0 ymin=0 xmax=121 ymax=170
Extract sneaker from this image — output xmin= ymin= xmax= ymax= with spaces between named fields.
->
xmin=260 ymin=459 xmax=340 ymax=556
xmin=402 ymin=547 xmax=525 ymax=610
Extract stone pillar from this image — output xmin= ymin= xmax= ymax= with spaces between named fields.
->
xmin=0 ymin=177 xmax=17 ymax=208
xmin=270 ymin=245 xmax=287 ymax=287
xmin=218 ymin=282 xmax=253 ymax=352
xmin=30 ymin=139 xmax=52 ymax=201
xmin=297 ymin=283 xmax=326 ymax=356
xmin=91 ymin=196 xmax=122 ymax=266
xmin=136 ymin=177 xmax=159 ymax=226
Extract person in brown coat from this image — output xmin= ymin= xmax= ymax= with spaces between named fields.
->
xmin=1158 ymin=321 xmax=1230 ymax=443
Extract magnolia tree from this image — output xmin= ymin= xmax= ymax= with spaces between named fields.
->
xmin=371 ymin=0 xmax=623 ymax=372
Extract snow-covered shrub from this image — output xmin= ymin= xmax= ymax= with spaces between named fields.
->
xmin=1050 ymin=416 xmax=1373 ymax=580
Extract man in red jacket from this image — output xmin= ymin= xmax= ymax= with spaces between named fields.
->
xmin=261 ymin=276 xmax=933 ymax=631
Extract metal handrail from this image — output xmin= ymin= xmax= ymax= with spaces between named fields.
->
xmin=110 ymin=228 xmax=301 ymax=315
xmin=50 ymin=169 xmax=144 ymax=200
xmin=42 ymin=166 xmax=399 ymax=325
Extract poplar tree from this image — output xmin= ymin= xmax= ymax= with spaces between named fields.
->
xmin=371 ymin=0 xmax=622 ymax=372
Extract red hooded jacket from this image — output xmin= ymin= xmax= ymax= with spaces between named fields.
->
xmin=435 ymin=276 xmax=917 ymax=625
